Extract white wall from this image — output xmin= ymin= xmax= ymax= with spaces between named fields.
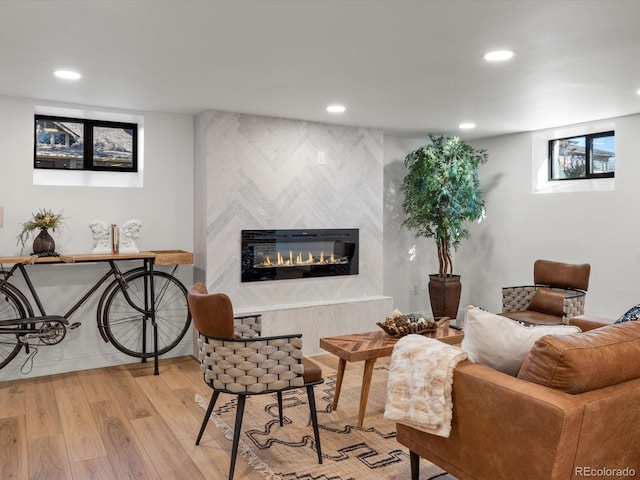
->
xmin=459 ymin=113 xmax=640 ymax=319
xmin=0 ymin=95 xmax=194 ymax=381
xmin=7 ymin=95 xmax=636 ymax=380
xmin=383 ymin=114 xmax=640 ymax=321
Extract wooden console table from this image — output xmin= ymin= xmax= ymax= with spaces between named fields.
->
xmin=320 ymin=326 xmax=464 ymax=427
xmin=0 ymin=249 xmax=193 ymax=266
xmin=0 ymin=250 xmax=193 ymax=375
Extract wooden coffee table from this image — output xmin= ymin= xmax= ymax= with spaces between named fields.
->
xmin=320 ymin=325 xmax=464 ymax=427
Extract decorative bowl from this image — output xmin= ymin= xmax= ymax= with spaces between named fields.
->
xmin=376 ymin=312 xmax=438 ymax=337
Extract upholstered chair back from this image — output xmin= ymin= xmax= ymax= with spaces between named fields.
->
xmin=533 ymin=260 xmax=590 ymax=292
xmin=187 ymin=282 xmax=235 ymax=338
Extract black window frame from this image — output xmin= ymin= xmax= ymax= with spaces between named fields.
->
xmin=548 ymin=131 xmax=615 ymax=181
xmin=34 ymin=114 xmax=138 ymax=172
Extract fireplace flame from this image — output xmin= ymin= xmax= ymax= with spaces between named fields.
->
xmin=258 ymin=249 xmax=346 ymax=268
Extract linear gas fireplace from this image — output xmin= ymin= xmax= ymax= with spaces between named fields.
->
xmin=241 ymin=229 xmax=359 ymax=282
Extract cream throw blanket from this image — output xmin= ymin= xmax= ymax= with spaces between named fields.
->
xmin=384 ymin=334 xmax=468 ymax=438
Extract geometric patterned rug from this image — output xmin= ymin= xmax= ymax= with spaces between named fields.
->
xmin=195 ymin=365 xmax=454 ymax=479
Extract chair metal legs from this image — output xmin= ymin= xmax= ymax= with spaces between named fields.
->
xmin=229 ymin=394 xmax=247 ymax=480
xmin=197 ymin=386 xmax=322 ymax=480
xmin=277 ymin=391 xmax=284 ymax=426
xmin=306 ymin=384 xmax=323 ymax=464
xmin=196 ymin=390 xmax=220 ymax=445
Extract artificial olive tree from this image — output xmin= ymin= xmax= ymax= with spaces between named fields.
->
xmin=401 ymin=135 xmax=487 ymax=278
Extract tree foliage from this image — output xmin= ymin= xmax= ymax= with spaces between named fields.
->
xmin=401 ymin=135 xmax=487 ymax=277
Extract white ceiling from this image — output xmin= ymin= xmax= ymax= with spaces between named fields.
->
xmin=2 ymin=0 xmax=640 ymax=140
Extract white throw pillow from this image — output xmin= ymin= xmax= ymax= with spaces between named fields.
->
xmin=460 ymin=305 xmax=581 ymax=376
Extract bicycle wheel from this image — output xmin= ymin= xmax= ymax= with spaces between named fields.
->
xmin=0 ymin=285 xmax=28 ymax=369
xmin=102 ymin=271 xmax=191 ymax=358
xmin=95 ymin=266 xmax=146 ymax=341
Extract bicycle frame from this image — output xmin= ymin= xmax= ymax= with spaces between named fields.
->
xmin=0 ymin=260 xmax=154 ymax=321
xmin=0 ymin=257 xmax=162 ymax=374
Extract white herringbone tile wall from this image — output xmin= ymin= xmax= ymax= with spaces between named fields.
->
xmin=195 ymin=110 xmax=384 ymax=310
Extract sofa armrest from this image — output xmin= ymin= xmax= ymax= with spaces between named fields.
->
xmin=568 ymin=314 xmax=615 ymax=331
xmin=396 ymin=361 xmax=585 ymax=480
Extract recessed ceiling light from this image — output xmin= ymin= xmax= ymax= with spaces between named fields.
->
xmin=483 ymin=50 xmax=515 ymax=62
xmin=637 ymin=88 xmax=640 ymax=95
xmin=326 ymin=105 xmax=346 ymax=113
xmin=54 ymin=70 xmax=82 ymax=80
xmin=459 ymin=122 xmax=476 ymax=130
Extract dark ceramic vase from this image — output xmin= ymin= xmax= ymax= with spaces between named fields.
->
xmin=428 ymin=274 xmax=462 ymax=319
xmin=32 ymin=229 xmax=55 ymax=254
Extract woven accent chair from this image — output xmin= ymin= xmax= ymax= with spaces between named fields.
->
xmin=187 ymin=283 xmax=323 ymax=480
xmin=501 ymin=259 xmax=590 ymax=325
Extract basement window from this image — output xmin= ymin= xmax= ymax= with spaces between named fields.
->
xmin=35 ymin=115 xmax=138 ymax=172
xmin=548 ymin=131 xmax=615 ymax=181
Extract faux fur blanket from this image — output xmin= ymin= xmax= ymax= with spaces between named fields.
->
xmin=384 ymin=334 xmax=468 ymax=438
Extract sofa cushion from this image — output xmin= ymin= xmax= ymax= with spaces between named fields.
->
xmin=461 ymin=306 xmax=581 ymax=376
xmin=615 ymin=304 xmax=640 ymax=323
xmin=517 ymin=321 xmax=640 ymax=394
xmin=527 ymin=288 xmax=566 ymax=317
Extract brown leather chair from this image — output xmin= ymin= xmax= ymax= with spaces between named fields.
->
xmin=188 ymin=283 xmax=323 ymax=480
xmin=501 ymin=259 xmax=590 ymax=325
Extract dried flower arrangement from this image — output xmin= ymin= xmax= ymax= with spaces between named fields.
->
xmin=17 ymin=208 xmax=66 ymax=248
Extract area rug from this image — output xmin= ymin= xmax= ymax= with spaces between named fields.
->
xmin=195 ymin=365 xmax=454 ymax=480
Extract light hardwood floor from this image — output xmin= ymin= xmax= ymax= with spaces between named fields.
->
xmin=0 ymin=354 xmax=342 ymax=480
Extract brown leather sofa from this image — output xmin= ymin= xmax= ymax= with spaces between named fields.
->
xmin=396 ymin=316 xmax=640 ymax=480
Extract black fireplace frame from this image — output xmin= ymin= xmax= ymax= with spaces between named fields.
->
xmin=241 ymin=229 xmax=359 ymax=282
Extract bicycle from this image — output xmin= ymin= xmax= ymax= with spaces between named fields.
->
xmin=0 ymin=252 xmax=192 ymax=374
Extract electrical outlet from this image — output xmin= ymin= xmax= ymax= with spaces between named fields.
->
xmin=317 ymin=151 xmax=327 ymax=165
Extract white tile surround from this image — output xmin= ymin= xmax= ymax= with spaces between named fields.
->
xmin=194 ymin=110 xmax=390 ymax=351
xmin=235 ymin=296 xmax=393 ymax=356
